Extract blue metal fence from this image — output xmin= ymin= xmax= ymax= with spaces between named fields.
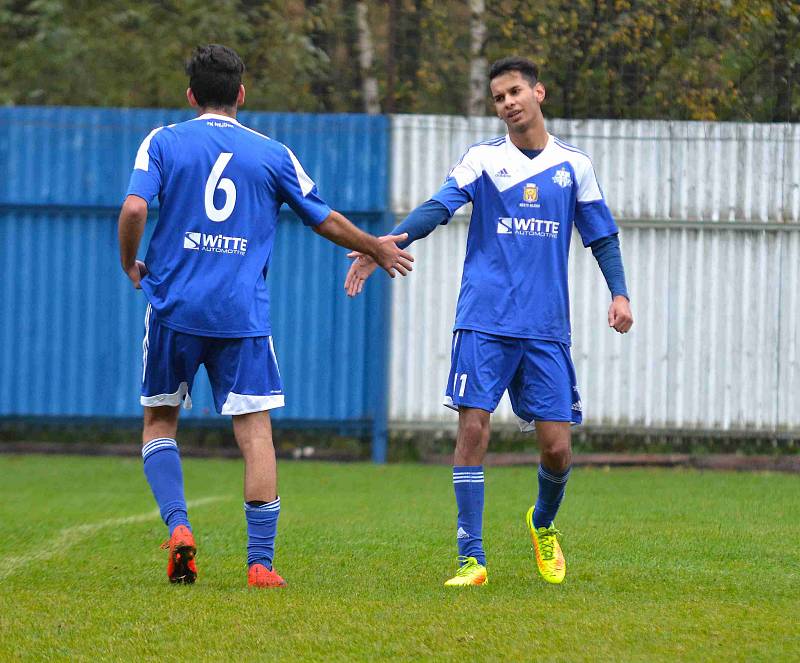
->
xmin=0 ymin=107 xmax=392 ymax=460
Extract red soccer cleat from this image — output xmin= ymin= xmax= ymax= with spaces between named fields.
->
xmin=247 ymin=563 xmax=287 ymax=588
xmin=162 ymin=524 xmax=197 ymax=584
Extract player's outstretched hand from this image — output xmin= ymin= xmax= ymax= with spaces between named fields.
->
xmin=608 ymin=295 xmax=633 ymax=333
xmin=344 ymin=252 xmax=378 ymax=297
xmin=372 ymin=233 xmax=414 ymax=279
xmin=125 ymin=260 xmax=148 ymax=290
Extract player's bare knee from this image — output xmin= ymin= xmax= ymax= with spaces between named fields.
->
xmin=540 ymin=442 xmax=572 ymax=472
xmin=456 ymin=411 xmax=490 ymax=455
xmin=142 ymin=405 xmax=180 ymax=444
xmin=233 ymin=412 xmax=274 ymax=457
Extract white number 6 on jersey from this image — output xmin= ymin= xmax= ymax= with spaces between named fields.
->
xmin=205 ymin=152 xmax=236 ymax=222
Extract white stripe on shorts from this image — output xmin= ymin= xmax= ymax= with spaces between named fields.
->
xmin=141 ymin=303 xmax=152 ymax=383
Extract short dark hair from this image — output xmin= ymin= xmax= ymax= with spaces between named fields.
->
xmin=488 ymin=56 xmax=539 ymax=86
xmin=185 ymin=44 xmax=245 ymax=108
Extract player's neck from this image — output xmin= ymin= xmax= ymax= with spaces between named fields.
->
xmin=508 ymin=126 xmax=548 ymax=151
xmin=199 ymin=106 xmax=238 ymax=119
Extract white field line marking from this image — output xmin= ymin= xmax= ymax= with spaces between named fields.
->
xmin=0 ymin=496 xmax=226 ymax=582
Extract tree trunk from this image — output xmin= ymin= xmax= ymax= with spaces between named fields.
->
xmin=772 ymin=0 xmax=797 ymax=121
xmin=467 ymin=0 xmax=487 ymax=116
xmin=385 ymin=0 xmax=398 ymax=113
xmin=355 ymin=1 xmax=380 ymax=114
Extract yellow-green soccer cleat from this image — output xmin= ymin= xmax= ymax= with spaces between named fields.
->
xmin=444 ymin=556 xmax=488 ymax=586
xmin=525 ymin=506 xmax=565 ymax=584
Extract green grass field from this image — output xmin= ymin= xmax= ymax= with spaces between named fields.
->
xmin=0 ymin=455 xmax=798 ymax=661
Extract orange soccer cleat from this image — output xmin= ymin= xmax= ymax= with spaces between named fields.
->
xmin=162 ymin=524 xmax=197 ymax=584
xmin=247 ymin=563 xmax=287 ymax=588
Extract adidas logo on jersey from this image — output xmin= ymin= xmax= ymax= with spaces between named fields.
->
xmin=494 ymin=168 xmax=511 ymax=177
xmin=457 ymin=527 xmax=470 ymax=539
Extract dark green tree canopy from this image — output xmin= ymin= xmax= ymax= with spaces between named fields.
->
xmin=1 ymin=0 xmax=797 ymax=121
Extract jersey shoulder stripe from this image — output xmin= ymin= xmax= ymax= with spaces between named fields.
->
xmin=134 ymin=125 xmax=169 ymax=171
xmin=450 ymin=135 xmax=505 ymax=171
xmin=236 ymin=123 xmax=273 ymax=143
xmin=473 ymin=135 xmax=506 ymax=148
xmin=553 ymin=137 xmax=591 ymax=160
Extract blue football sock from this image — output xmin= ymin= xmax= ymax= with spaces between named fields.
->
xmin=533 ymin=463 xmax=571 ymax=529
xmin=245 ymin=497 xmax=280 ymax=570
xmin=142 ymin=438 xmax=191 ymax=535
xmin=453 ymin=465 xmax=486 ymax=566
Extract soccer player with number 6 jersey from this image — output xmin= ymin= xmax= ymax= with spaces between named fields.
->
xmin=345 ymin=56 xmax=633 ymax=586
xmin=118 ymin=44 xmax=413 ymax=588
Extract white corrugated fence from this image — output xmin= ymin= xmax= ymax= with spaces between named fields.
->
xmin=388 ymin=116 xmax=800 ymax=434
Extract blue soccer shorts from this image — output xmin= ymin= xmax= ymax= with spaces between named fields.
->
xmin=443 ymin=329 xmax=582 ymax=429
xmin=140 ymin=305 xmax=284 ymax=415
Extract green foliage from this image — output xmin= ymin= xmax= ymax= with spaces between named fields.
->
xmin=1 ymin=456 xmax=798 ymax=660
xmin=1 ymin=0 xmax=797 ymax=119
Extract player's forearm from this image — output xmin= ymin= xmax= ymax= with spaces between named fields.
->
xmin=313 ymin=211 xmax=380 ymax=257
xmin=391 ymin=199 xmax=450 ymax=249
xmin=118 ymin=196 xmax=148 ymax=270
xmin=589 ymin=234 xmax=629 ymax=300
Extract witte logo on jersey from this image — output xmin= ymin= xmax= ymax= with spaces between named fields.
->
xmin=497 ymin=217 xmax=560 ymax=238
xmin=552 ymin=167 xmax=572 ymax=188
xmin=184 ymin=231 xmax=248 ymax=256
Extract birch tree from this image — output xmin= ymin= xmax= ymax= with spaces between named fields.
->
xmin=356 ymin=1 xmax=381 ymax=113
xmin=467 ymin=0 xmax=488 ymax=116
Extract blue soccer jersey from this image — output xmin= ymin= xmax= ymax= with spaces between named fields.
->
xmin=431 ymin=134 xmax=618 ymax=344
xmin=126 ymin=113 xmax=332 ymax=337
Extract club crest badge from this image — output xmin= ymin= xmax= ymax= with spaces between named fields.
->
xmin=523 ymin=183 xmax=538 ymax=202
xmin=552 ymin=167 xmax=572 ymax=188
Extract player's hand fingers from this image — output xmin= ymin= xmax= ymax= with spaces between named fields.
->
xmin=608 ymin=306 xmax=616 ymax=327
xmin=398 ymin=249 xmax=414 ymax=262
xmin=347 ymin=251 xmax=363 ymax=259
xmin=614 ymin=314 xmax=632 ymax=333
xmin=387 ymin=232 xmax=408 ymax=244
xmin=397 ymin=256 xmax=414 ymax=271
xmin=394 ymin=264 xmax=408 ymax=276
xmin=344 ymin=267 xmax=356 ymax=291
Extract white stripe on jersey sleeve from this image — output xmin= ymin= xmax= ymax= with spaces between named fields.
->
xmin=573 ymin=156 xmax=604 ymax=202
xmin=448 ymin=147 xmax=483 ymax=189
xmin=285 ymin=146 xmax=316 ymax=196
xmin=133 ymin=126 xmax=165 ymax=171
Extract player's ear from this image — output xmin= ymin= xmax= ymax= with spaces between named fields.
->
xmin=534 ymin=82 xmax=546 ymax=104
xmin=186 ymin=87 xmax=199 ymax=109
xmin=237 ymin=84 xmax=246 ymax=107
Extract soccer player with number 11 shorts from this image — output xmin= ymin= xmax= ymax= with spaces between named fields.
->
xmin=118 ymin=44 xmax=413 ymax=587
xmin=346 ymin=56 xmax=633 ymax=586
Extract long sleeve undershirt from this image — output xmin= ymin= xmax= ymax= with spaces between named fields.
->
xmin=392 ymin=199 xmax=629 ymax=301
